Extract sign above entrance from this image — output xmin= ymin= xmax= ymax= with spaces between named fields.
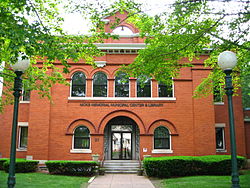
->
xmin=79 ymin=103 xmax=164 ymax=107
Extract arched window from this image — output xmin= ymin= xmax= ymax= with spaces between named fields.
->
xmin=158 ymin=81 xmax=173 ymax=97
xmin=115 ymin=72 xmax=129 ymax=97
xmin=93 ymin=72 xmax=107 ymax=97
xmin=137 ymin=77 xmax=151 ymax=97
xmin=71 ymin=72 xmax=86 ymax=97
xmin=73 ymin=126 xmax=90 ymax=149
xmin=154 ymin=126 xmax=170 ymax=149
xmin=112 ymin=26 xmax=134 ymax=35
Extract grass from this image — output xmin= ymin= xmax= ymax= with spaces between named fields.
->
xmin=0 ymin=171 xmax=90 ymax=188
xmin=160 ymin=170 xmax=250 ymax=188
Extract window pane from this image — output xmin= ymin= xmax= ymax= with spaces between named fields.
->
xmin=71 ymin=72 xmax=86 ymax=97
xmin=158 ymin=82 xmax=173 ymax=97
xmin=20 ymin=127 xmax=28 ymax=148
xmin=74 ymin=126 xmax=90 ymax=149
xmin=22 ymin=90 xmax=30 ymax=101
xmin=75 ymin=126 xmax=89 ymax=137
xmin=154 ymin=126 xmax=170 ymax=149
xmin=137 ymin=77 xmax=151 ymax=97
xmin=111 ymin=125 xmax=133 ymax=132
xmin=82 ymin=138 xmax=90 ymax=148
xmin=154 ymin=138 xmax=170 ymax=149
xmin=115 ymin=72 xmax=129 ymax=97
xmin=93 ymin=72 xmax=107 ymax=97
xmin=155 ymin=127 xmax=169 ymax=138
xmin=216 ymin=128 xmax=225 ymax=149
xmin=72 ymin=86 xmax=85 ymax=97
xmin=74 ymin=138 xmax=90 ymax=149
xmin=213 ymin=85 xmax=223 ymax=102
xmin=72 ymin=72 xmax=86 ymax=85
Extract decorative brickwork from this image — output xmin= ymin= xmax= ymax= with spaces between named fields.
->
xmin=0 ymin=12 xmax=247 ymax=161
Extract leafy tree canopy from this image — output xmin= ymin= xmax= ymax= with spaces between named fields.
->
xmin=77 ymin=0 xmax=249 ymax=106
xmin=0 ymin=0 xmax=250 ymax=110
xmin=0 ymin=0 xmax=115 ymax=110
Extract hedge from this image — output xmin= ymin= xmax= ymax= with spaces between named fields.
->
xmin=0 ymin=158 xmax=8 ymax=170
xmin=143 ymin=155 xmax=246 ymax=178
xmin=45 ymin=161 xmax=99 ymax=176
xmin=3 ymin=159 xmax=39 ymax=173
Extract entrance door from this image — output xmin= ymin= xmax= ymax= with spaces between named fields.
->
xmin=111 ymin=132 xmax=132 ymax=160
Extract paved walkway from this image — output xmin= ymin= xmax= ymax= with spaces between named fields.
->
xmin=87 ymin=174 xmax=155 ymax=188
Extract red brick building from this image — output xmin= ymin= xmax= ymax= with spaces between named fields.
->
xmin=244 ymin=108 xmax=250 ymax=161
xmin=0 ymin=12 xmax=247 ymax=164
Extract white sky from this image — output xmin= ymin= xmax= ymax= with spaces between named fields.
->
xmin=0 ymin=0 xmax=248 ymax=96
xmin=61 ymin=0 xmax=248 ymax=37
xmin=0 ymin=62 xmax=4 ymax=97
xmin=61 ymin=0 xmax=175 ymax=35
xmin=3 ymin=0 xmax=175 ymax=96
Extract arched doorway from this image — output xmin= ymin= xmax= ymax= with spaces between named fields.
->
xmin=104 ymin=116 xmax=140 ymax=160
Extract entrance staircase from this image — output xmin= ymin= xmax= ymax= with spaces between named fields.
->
xmin=103 ymin=160 xmax=141 ymax=174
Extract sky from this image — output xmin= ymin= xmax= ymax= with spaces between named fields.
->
xmin=61 ymin=0 xmax=248 ymax=41
xmin=1 ymin=0 xmax=176 ymax=96
xmin=0 ymin=0 xmax=248 ymax=96
xmin=0 ymin=62 xmax=4 ymax=96
xmin=61 ymin=0 xmax=175 ymax=35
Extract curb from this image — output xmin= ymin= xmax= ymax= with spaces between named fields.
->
xmin=88 ymin=176 xmax=96 ymax=184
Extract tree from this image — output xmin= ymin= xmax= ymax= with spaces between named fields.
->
xmin=0 ymin=0 xmax=115 ymax=111
xmin=76 ymin=0 xmax=250 ymax=104
xmin=1 ymin=0 xmax=249 ymax=111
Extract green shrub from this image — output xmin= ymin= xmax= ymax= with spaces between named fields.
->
xmin=0 ymin=158 xmax=8 ymax=170
xmin=143 ymin=155 xmax=246 ymax=178
xmin=3 ymin=159 xmax=39 ymax=173
xmin=198 ymin=155 xmax=245 ymax=175
xmin=45 ymin=160 xmax=98 ymax=176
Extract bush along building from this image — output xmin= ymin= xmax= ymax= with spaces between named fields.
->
xmin=0 ymin=12 xmax=248 ymax=173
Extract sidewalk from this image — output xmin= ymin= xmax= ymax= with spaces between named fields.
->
xmin=87 ymin=174 xmax=155 ymax=188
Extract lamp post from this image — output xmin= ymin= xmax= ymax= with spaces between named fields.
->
xmin=218 ymin=51 xmax=240 ymax=188
xmin=7 ymin=53 xmax=30 ymax=188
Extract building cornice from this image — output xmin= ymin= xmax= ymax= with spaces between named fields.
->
xmin=96 ymin=43 xmax=146 ymax=50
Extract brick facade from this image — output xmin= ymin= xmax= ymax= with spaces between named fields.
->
xmin=0 ymin=12 xmax=247 ymax=162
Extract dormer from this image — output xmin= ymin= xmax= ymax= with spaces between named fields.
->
xmin=102 ymin=11 xmax=139 ymax=37
xmin=102 ymin=11 xmax=143 ymax=43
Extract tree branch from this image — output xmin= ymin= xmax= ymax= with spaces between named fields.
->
xmin=154 ymin=16 xmax=225 ymax=57
xmin=27 ymin=0 xmax=47 ymax=32
xmin=208 ymin=33 xmax=250 ymax=50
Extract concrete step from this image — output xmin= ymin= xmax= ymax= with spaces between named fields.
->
xmin=104 ymin=163 xmax=140 ymax=166
xmin=103 ymin=160 xmax=141 ymax=174
xmin=38 ymin=166 xmax=48 ymax=172
xmin=104 ymin=160 xmax=139 ymax=163
xmin=105 ymin=170 xmax=138 ymax=174
xmin=105 ymin=167 xmax=139 ymax=170
xmin=104 ymin=166 xmax=140 ymax=169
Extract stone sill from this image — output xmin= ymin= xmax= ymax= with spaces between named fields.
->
xmin=214 ymin=102 xmax=224 ymax=105
xmin=16 ymin=148 xmax=27 ymax=152
xmin=152 ymin=149 xmax=173 ymax=154
xmin=216 ymin=149 xmax=227 ymax=153
xmin=70 ymin=149 xmax=92 ymax=153
xmin=20 ymin=101 xmax=30 ymax=104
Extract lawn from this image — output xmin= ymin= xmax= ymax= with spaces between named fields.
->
xmin=0 ymin=171 xmax=90 ymax=188
xmin=159 ymin=170 xmax=250 ymax=188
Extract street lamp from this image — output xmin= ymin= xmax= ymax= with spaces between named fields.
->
xmin=218 ymin=51 xmax=240 ymax=188
xmin=7 ymin=53 xmax=30 ymax=188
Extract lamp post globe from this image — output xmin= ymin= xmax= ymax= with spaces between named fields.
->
xmin=7 ymin=53 xmax=30 ymax=188
xmin=218 ymin=51 xmax=240 ymax=188
xmin=218 ymin=51 xmax=237 ymax=70
xmin=11 ymin=53 xmax=30 ymax=72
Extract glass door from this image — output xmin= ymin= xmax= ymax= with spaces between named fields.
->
xmin=111 ymin=132 xmax=132 ymax=160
